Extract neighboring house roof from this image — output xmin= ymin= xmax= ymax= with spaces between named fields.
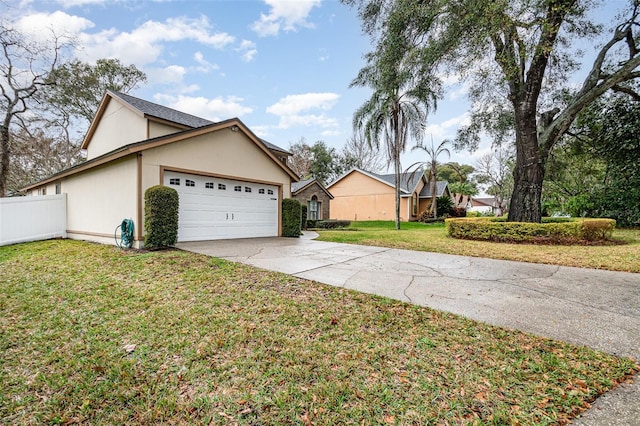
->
xmin=328 ymin=167 xmax=428 ymax=196
xmin=471 ymin=197 xmax=497 ymax=207
xmin=291 ymin=178 xmax=334 ymax=199
xmin=81 ymin=91 xmax=288 ymax=154
xmin=452 ymin=193 xmax=471 ymax=208
xmin=419 ymin=180 xmax=449 ymax=198
xmin=22 ymin=118 xmax=298 ymax=192
xmin=373 ymin=171 xmax=425 ymax=195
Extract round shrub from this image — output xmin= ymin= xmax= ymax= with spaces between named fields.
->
xmin=144 ymin=185 xmax=179 ymax=249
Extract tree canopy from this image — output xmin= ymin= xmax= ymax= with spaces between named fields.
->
xmin=44 ymin=58 xmax=146 ymax=124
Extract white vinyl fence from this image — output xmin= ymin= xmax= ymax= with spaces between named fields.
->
xmin=0 ymin=194 xmax=67 ymax=246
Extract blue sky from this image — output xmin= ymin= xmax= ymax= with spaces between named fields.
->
xmin=3 ymin=0 xmax=627 ymax=172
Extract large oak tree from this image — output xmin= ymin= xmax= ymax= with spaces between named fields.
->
xmin=346 ymin=0 xmax=640 ymax=222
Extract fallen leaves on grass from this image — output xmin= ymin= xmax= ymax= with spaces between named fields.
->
xmin=0 ymin=240 xmax=637 ymax=425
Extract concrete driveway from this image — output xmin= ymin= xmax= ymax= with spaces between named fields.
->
xmin=177 ymin=232 xmax=640 ymax=425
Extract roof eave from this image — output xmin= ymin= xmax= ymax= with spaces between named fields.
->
xmin=23 ymin=118 xmax=298 ymax=191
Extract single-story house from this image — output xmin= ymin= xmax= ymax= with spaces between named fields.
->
xmin=22 ymin=90 xmax=298 ymax=247
xmin=469 ymin=196 xmax=506 ymax=216
xmin=327 ymin=167 xmax=451 ymax=222
xmin=291 ymin=178 xmax=333 ymax=220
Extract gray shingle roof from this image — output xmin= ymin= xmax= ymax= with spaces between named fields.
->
xmin=419 ymin=180 xmax=449 ymax=197
xmin=260 ymin=138 xmax=291 ymax=155
xmin=111 ymin=91 xmax=214 ymax=128
xmin=291 ymin=178 xmax=315 ymax=193
xmin=372 ymin=171 xmax=425 ymax=195
xmin=111 ymin=91 xmax=289 ymax=154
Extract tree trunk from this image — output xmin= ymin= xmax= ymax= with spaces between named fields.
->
xmin=0 ymin=123 xmax=10 ymax=197
xmin=394 ymin=150 xmax=401 ymax=230
xmin=507 ymin=115 xmax=546 ymax=222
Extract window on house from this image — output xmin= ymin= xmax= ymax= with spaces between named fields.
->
xmin=259 ymin=188 xmax=265 ymax=194
xmin=55 ymin=183 xmax=61 ymax=194
xmin=169 ymin=178 xmax=180 ymax=185
xmin=245 ymin=186 xmax=252 ymax=193
xmin=41 ymin=187 xmax=47 ymax=195
xmin=218 ymin=183 xmax=226 ymax=190
xmin=267 ymin=189 xmax=274 ymax=195
xmin=308 ymin=195 xmax=319 ymax=220
xmin=185 ymin=179 xmax=195 ymax=187
xmin=205 ymin=182 xmax=214 ymax=189
xmin=234 ymin=185 xmax=242 ymax=192
xmin=412 ymin=195 xmax=418 ymax=216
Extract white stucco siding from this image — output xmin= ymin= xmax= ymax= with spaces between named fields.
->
xmin=86 ymin=99 xmax=147 ymax=160
xmin=140 ymin=130 xmax=292 ymax=197
xmin=64 ymin=157 xmax=138 ymax=241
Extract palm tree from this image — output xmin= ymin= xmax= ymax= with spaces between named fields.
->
xmin=350 ymin=35 xmax=438 ymax=229
xmin=411 ymin=138 xmax=450 ymax=218
xmin=352 ymin=88 xmax=428 ymax=229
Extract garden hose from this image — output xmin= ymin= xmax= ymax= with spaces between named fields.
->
xmin=115 ymin=219 xmax=135 ymax=249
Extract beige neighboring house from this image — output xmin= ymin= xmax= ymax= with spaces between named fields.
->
xmin=291 ymin=178 xmax=333 ymax=220
xmin=22 ymin=91 xmax=298 ymax=248
xmin=327 ymin=168 xmax=451 ymax=222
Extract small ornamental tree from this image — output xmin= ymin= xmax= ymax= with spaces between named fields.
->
xmin=144 ymin=185 xmax=179 ymax=249
xmin=282 ymin=198 xmax=302 ymax=237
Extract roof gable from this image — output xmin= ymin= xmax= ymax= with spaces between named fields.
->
xmin=112 ymin=91 xmax=214 ymax=128
xmin=22 ymin=118 xmax=298 ymax=192
xmin=292 ymin=178 xmax=334 ymax=199
xmin=82 ymin=91 xmax=288 ymax=154
xmin=419 ymin=181 xmax=450 ymax=198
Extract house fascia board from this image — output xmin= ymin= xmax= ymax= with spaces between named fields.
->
xmin=22 ymin=118 xmax=298 ymax=192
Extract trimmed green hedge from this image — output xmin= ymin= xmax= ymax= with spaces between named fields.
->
xmin=316 ymin=220 xmax=351 ymax=229
xmin=144 ymin=185 xmax=179 ymax=249
xmin=446 ymin=217 xmax=616 ymax=243
xmin=282 ymin=198 xmax=302 ymax=237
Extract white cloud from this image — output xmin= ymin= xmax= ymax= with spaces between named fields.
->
xmin=424 ymin=112 xmax=471 ymax=139
xmin=77 ymin=16 xmax=235 ymax=65
xmin=251 ymin=0 xmax=321 ymax=37
xmin=277 ymin=114 xmax=338 ymax=129
xmin=266 ymin=92 xmax=340 ymax=129
xmin=267 ymin=92 xmax=339 ymax=115
xmin=14 ymin=11 xmax=94 ymax=42
xmin=55 ymin=0 xmax=106 ymax=7
xmin=154 ymin=94 xmax=253 ymax=121
xmin=193 ymin=51 xmax=219 ymax=73
xmin=250 ymin=124 xmax=272 ymax=139
xmin=237 ymin=40 xmax=257 ymax=62
xmin=146 ymin=65 xmax=187 ymax=85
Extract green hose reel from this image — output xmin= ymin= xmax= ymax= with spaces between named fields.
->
xmin=115 ymin=218 xmax=135 ymax=249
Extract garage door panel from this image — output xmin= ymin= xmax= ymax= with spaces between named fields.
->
xmin=163 ymin=171 xmax=279 ymax=242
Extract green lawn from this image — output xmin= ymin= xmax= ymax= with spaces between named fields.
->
xmin=1 ymin=240 xmax=637 ymax=425
xmin=315 ymin=221 xmax=640 ymax=273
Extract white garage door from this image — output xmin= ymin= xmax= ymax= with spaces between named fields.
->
xmin=163 ymin=171 xmax=279 ymax=241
